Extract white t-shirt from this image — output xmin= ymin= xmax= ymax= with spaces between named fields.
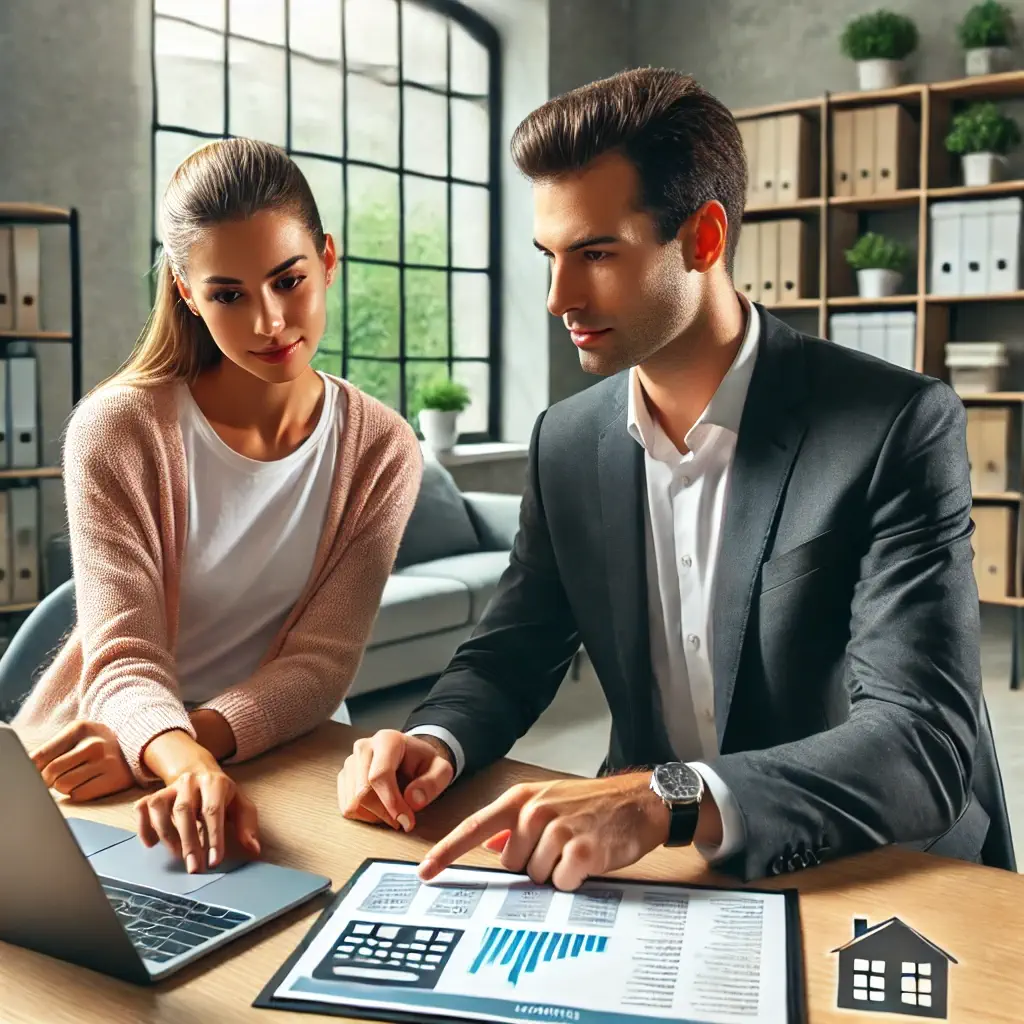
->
xmin=174 ymin=374 xmax=342 ymax=705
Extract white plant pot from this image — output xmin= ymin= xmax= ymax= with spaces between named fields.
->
xmin=856 ymin=58 xmax=903 ymax=91
xmin=856 ymin=268 xmax=902 ymax=298
xmin=962 ymin=151 xmax=1008 ymax=186
xmin=965 ymin=46 xmax=1012 ymax=77
xmin=418 ymin=408 xmax=460 ymax=453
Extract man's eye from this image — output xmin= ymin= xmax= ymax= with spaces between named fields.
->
xmin=584 ymin=251 xmax=610 ymax=262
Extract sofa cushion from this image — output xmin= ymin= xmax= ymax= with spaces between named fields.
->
xmin=369 ymin=573 xmax=472 ymax=647
xmin=399 ymin=551 xmax=511 ymax=620
xmin=394 ymin=459 xmax=481 ymax=570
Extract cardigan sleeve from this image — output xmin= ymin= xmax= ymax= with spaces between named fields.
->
xmin=63 ymin=391 xmax=194 ymax=782
xmin=200 ymin=417 xmax=422 ymax=762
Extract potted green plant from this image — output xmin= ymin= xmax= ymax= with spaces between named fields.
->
xmin=959 ymin=0 xmax=1015 ymax=76
xmin=417 ymin=377 xmax=471 ymax=453
xmin=844 ymin=231 xmax=912 ymax=298
xmin=840 ymin=10 xmax=919 ymax=90
xmin=945 ymin=101 xmax=1022 ymax=184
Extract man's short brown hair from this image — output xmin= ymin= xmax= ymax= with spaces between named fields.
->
xmin=511 ymin=67 xmax=746 ymax=274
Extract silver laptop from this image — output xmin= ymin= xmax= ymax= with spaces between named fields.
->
xmin=0 ymin=723 xmax=331 ymax=984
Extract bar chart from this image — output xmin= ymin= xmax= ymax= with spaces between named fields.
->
xmin=468 ymin=927 xmax=610 ymax=986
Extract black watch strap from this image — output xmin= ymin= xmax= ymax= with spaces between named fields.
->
xmin=666 ymin=802 xmax=701 ymax=847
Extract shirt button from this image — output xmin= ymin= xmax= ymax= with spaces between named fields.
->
xmin=680 ymin=475 xmax=692 ymax=487
xmin=687 ymin=634 xmax=700 ymax=649
xmin=680 ymin=554 xmax=692 ymax=569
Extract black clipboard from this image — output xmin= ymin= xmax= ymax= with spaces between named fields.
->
xmin=254 ymin=857 xmax=808 ymax=1024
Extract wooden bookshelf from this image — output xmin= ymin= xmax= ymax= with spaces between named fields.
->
xmin=0 ymin=468 xmax=62 ymax=480
xmin=928 ymin=179 xmax=1024 ymax=199
xmin=828 ymin=190 xmax=921 ymax=210
xmin=973 ymin=491 xmax=1023 ymax=502
xmin=827 ymin=294 xmax=918 ymax=308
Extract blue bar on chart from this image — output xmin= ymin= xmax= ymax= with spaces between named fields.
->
xmin=469 ymin=927 xmax=610 ymax=986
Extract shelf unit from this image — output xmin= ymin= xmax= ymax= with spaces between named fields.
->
xmin=734 ymin=70 xmax=1024 ymax=688
xmin=0 ymin=203 xmax=82 ymax=620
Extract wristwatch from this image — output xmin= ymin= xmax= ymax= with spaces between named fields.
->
xmin=649 ymin=762 xmax=704 ymax=847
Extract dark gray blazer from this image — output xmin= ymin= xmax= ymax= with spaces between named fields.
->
xmin=404 ymin=305 xmax=987 ymax=882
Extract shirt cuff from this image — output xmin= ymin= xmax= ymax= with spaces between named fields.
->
xmin=689 ymin=761 xmax=746 ymax=864
xmin=405 ymin=725 xmax=466 ymax=780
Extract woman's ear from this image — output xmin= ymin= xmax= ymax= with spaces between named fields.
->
xmin=173 ymin=274 xmax=199 ymax=316
xmin=323 ymin=234 xmax=339 ymax=287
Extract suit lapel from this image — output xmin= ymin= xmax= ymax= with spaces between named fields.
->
xmin=712 ymin=309 xmax=809 ymax=747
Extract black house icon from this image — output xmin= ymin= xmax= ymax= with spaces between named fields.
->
xmin=832 ymin=916 xmax=957 ymax=1019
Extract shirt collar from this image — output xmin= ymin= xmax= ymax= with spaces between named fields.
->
xmin=627 ymin=297 xmax=761 ymax=455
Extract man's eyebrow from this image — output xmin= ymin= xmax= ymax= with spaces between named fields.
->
xmin=202 ymin=254 xmax=307 ymax=285
xmin=533 ymin=235 xmax=620 ymax=254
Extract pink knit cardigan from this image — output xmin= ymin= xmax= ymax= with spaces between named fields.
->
xmin=14 ymin=374 xmax=422 ymax=783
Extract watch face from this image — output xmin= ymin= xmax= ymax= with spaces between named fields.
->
xmin=654 ymin=763 xmax=702 ymax=804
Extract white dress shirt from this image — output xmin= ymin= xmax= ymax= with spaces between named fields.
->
xmin=410 ymin=302 xmax=760 ymax=865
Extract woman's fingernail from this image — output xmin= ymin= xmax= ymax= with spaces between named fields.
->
xmin=397 ymin=814 xmax=412 ymax=832
xmin=208 ymin=847 xmax=218 ymax=867
xmin=186 ymin=854 xmax=198 ymax=874
xmin=410 ymin=789 xmax=425 ymax=809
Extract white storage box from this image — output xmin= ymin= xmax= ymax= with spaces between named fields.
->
xmin=945 ymin=342 xmax=1008 ymax=395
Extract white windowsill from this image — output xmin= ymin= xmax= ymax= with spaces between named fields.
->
xmin=421 ymin=441 xmax=529 ymax=466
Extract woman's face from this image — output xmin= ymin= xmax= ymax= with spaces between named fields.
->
xmin=175 ymin=208 xmax=337 ymax=383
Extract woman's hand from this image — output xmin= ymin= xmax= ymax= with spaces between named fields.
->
xmin=30 ymin=720 xmax=134 ymax=802
xmin=133 ymin=762 xmax=261 ymax=874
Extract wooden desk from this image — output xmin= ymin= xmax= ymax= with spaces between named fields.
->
xmin=3 ymin=722 xmax=1023 ymax=1023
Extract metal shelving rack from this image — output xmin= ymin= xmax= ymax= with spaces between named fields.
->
xmin=0 ymin=202 xmax=82 ymax=618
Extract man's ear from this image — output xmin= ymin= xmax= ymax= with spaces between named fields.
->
xmin=681 ymin=201 xmax=728 ymax=274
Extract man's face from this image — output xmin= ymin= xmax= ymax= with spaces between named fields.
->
xmin=533 ymin=151 xmax=701 ymax=376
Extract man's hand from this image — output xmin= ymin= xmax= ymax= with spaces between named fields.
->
xmin=418 ymin=773 xmax=673 ymax=892
xmin=30 ymin=720 xmax=134 ymax=802
xmin=338 ymin=730 xmax=455 ymax=832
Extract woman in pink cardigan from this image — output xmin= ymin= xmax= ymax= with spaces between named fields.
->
xmin=14 ymin=137 xmax=422 ymax=873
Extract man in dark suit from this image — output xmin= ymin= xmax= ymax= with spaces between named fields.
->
xmin=338 ymin=67 xmax=985 ymax=886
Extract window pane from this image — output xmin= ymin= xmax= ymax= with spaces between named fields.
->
xmin=155 ymin=17 xmax=225 ymax=134
xmin=292 ymin=156 xmax=342 ymax=237
xmin=289 ymin=0 xmax=341 ymax=60
xmin=405 ymin=270 xmax=448 ymax=358
xmin=291 ymin=55 xmax=343 ymax=156
xmin=402 ymin=1 xmax=447 ymax=89
xmin=347 ymin=359 xmax=399 ymax=409
xmin=347 ymin=264 xmax=399 ymax=357
xmin=322 ymin=273 xmax=344 ymax=353
xmin=156 ymin=0 xmax=225 ymax=31
xmin=229 ymin=0 xmax=284 ymax=44
xmin=348 ymin=167 xmax=399 ymax=261
xmin=403 ymin=87 xmax=447 ymax=177
xmin=406 ymin=360 xmax=448 ymax=430
xmin=155 ymin=132 xmax=205 ymax=241
xmin=310 ymin=343 xmax=341 ymax=376
xmin=450 ymin=21 xmax=488 ymax=95
xmin=453 ymin=361 xmax=489 ymax=434
xmin=451 ymin=97 xmax=489 ymax=183
xmin=452 ymin=273 xmax=489 ymax=357
xmin=347 ymin=75 xmax=398 ymax=166
xmin=345 ymin=0 xmax=398 ymax=83
xmin=452 ymin=185 xmax=489 ymax=269
xmin=229 ymin=37 xmax=286 ymax=144
xmin=404 ymin=177 xmax=447 ymax=266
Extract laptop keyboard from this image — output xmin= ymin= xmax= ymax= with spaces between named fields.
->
xmin=100 ymin=878 xmax=252 ymax=964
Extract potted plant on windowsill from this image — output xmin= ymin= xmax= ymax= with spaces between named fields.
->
xmin=845 ymin=231 xmax=911 ymax=298
xmin=959 ymin=0 xmax=1016 ymax=76
xmin=840 ymin=9 xmax=919 ymax=90
xmin=945 ymin=101 xmax=1022 ymax=185
xmin=418 ymin=377 xmax=471 ymax=454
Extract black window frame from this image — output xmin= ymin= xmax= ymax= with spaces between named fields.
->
xmin=150 ymin=0 xmax=502 ymax=441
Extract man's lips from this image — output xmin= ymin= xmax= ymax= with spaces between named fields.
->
xmin=569 ymin=327 xmax=611 ymax=348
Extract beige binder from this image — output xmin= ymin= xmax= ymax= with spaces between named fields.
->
xmin=739 ymin=119 xmax=759 ymax=208
xmin=972 ymin=504 xmax=1014 ymax=600
xmin=735 ymin=223 xmax=760 ymax=302
xmin=0 ymin=229 xmax=12 ymax=331
xmin=776 ymin=114 xmax=813 ymax=202
xmin=756 ymin=117 xmax=779 ymax=206
xmin=12 ymin=227 xmax=40 ymax=332
xmin=778 ymin=219 xmax=809 ymax=300
xmin=9 ymin=484 xmax=38 ymax=605
xmin=966 ymin=406 xmax=1011 ymax=493
xmin=874 ymin=105 xmax=918 ymax=194
xmin=0 ymin=491 xmax=11 ymax=607
xmin=853 ymin=107 xmax=876 ymax=197
xmin=758 ymin=220 xmax=780 ymax=305
xmin=832 ymin=111 xmax=855 ymax=198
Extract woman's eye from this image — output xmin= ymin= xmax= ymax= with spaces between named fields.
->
xmin=276 ymin=274 xmax=305 ymax=291
xmin=211 ymin=290 xmax=242 ymax=304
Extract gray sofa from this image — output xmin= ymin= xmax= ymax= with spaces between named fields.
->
xmin=343 ymin=458 xmax=521 ymax=702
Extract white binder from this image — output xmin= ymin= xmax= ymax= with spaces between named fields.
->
xmin=8 ymin=353 xmax=38 ymax=468
xmin=12 ymin=227 xmax=40 ymax=332
xmin=0 ymin=228 xmax=12 ymax=331
xmin=884 ymin=311 xmax=917 ymax=369
xmin=988 ymin=196 xmax=1022 ymax=294
xmin=961 ymin=200 xmax=992 ymax=295
xmin=0 ymin=358 xmax=9 ymax=471
xmin=930 ymin=202 xmax=964 ymax=295
xmin=0 ymin=491 xmax=12 ymax=606
xmin=10 ymin=485 xmax=38 ymax=605
xmin=829 ymin=313 xmax=861 ymax=351
xmin=858 ymin=313 xmax=887 ymax=361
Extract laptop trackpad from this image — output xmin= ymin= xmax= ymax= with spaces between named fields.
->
xmin=89 ymin=834 xmax=247 ymax=896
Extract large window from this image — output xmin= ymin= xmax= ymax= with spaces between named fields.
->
xmin=152 ymin=0 xmax=501 ymax=439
